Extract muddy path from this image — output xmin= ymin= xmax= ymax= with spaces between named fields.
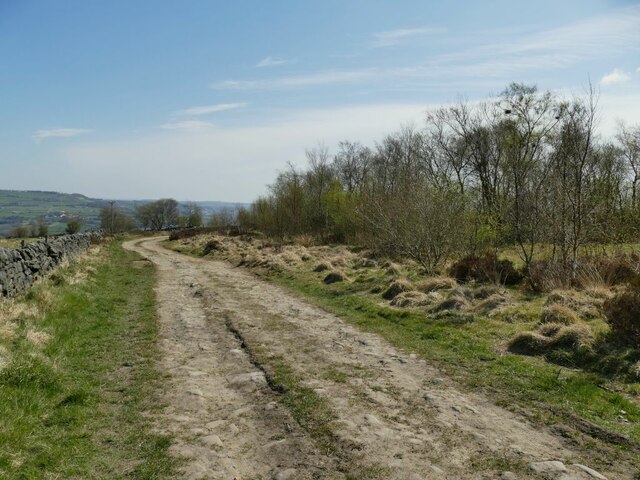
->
xmin=124 ymin=237 xmax=627 ymax=480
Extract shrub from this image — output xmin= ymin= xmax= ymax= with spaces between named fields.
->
xmin=448 ymin=252 xmax=521 ymax=285
xmin=603 ymin=287 xmax=640 ymax=343
xmin=65 ymin=218 xmax=84 ymax=234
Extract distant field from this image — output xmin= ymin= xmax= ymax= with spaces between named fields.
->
xmin=0 ymin=190 xmax=249 ymax=237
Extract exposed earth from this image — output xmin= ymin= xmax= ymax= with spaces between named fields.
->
xmin=123 ymin=236 xmax=629 ymax=480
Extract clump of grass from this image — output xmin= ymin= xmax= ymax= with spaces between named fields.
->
xmin=0 ymin=242 xmax=176 ymax=479
xmin=313 ymin=261 xmax=333 ymax=272
xmin=474 ymin=293 xmax=507 ymax=313
xmin=417 ymin=276 xmax=457 ymax=293
xmin=540 ymin=303 xmax=580 ymax=325
xmin=432 ymin=293 xmax=470 ymax=312
xmin=508 ymin=321 xmax=594 ymax=355
xmin=324 ymin=270 xmax=350 ymax=284
xmin=390 ymin=291 xmax=432 ymax=308
xmin=382 ymin=278 xmax=413 ymax=300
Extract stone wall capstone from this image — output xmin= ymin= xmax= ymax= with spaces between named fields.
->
xmin=0 ymin=232 xmax=102 ymax=297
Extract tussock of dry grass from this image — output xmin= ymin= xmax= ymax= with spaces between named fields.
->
xmin=417 ymin=277 xmax=457 ymax=293
xmin=313 ymin=261 xmax=333 ymax=272
xmin=474 ymin=294 xmax=508 ymax=313
xmin=540 ymin=303 xmax=579 ymax=325
xmin=382 ymin=279 xmax=413 ymax=300
xmin=383 ymin=261 xmax=402 ymax=276
xmin=390 ymin=291 xmax=433 ymax=308
xmin=433 ymin=293 xmax=470 ymax=312
xmin=509 ymin=321 xmax=594 ymax=355
xmin=323 ymin=270 xmax=349 ymax=284
xmin=25 ymin=329 xmax=51 ymax=347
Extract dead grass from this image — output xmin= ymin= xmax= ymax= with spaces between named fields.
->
xmin=474 ymin=294 xmax=508 ymax=313
xmin=313 ymin=261 xmax=333 ymax=272
xmin=390 ymin=291 xmax=433 ymax=308
xmin=540 ymin=303 xmax=580 ymax=325
xmin=382 ymin=279 xmax=413 ymax=300
xmin=509 ymin=321 xmax=594 ymax=355
xmin=417 ymin=276 xmax=457 ymax=293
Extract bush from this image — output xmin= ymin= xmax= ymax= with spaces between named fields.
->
xmin=603 ymin=287 xmax=640 ymax=344
xmin=448 ymin=252 xmax=522 ymax=285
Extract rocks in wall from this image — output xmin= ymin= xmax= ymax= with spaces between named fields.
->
xmin=0 ymin=232 xmax=102 ymax=297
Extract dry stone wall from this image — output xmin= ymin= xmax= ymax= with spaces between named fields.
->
xmin=0 ymin=232 xmax=101 ymax=297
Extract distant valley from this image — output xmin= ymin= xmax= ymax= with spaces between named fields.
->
xmin=0 ymin=189 xmax=248 ymax=236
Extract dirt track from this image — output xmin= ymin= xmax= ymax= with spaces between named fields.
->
xmin=124 ymin=237 xmax=625 ymax=480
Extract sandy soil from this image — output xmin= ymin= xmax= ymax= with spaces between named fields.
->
xmin=124 ymin=237 xmax=628 ymax=480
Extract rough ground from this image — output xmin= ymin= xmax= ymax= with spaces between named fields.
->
xmin=124 ymin=237 xmax=629 ymax=480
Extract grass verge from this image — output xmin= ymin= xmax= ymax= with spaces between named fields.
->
xmin=0 ymin=241 xmax=176 ymax=479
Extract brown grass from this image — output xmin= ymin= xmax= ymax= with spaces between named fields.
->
xmin=474 ymin=294 xmax=507 ymax=313
xmin=382 ymin=279 xmax=413 ymax=300
xmin=417 ymin=276 xmax=457 ymax=293
xmin=313 ymin=261 xmax=333 ymax=272
xmin=540 ymin=303 xmax=580 ymax=325
xmin=390 ymin=291 xmax=433 ymax=308
xmin=603 ymin=286 xmax=640 ymax=343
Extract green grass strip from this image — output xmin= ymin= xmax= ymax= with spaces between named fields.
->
xmin=0 ymin=241 xmax=176 ymax=479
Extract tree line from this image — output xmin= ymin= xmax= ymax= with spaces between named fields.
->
xmin=243 ymin=83 xmax=640 ymax=281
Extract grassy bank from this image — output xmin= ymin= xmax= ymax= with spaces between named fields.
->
xmin=166 ymin=234 xmax=640 ymax=468
xmin=0 ymin=241 xmax=175 ymax=479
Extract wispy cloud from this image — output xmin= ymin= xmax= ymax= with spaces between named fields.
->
xmin=211 ymin=69 xmax=377 ymax=90
xmin=372 ymin=26 xmax=446 ymax=47
xmin=32 ymin=128 xmax=92 ymax=142
xmin=600 ymin=68 xmax=631 ymax=86
xmin=211 ymin=6 xmax=640 ymax=92
xmin=158 ymin=120 xmax=215 ymax=131
xmin=256 ymin=56 xmax=292 ymax=68
xmin=172 ymin=103 xmax=247 ymax=116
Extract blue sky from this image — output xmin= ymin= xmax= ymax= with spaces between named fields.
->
xmin=1 ymin=0 xmax=639 ymax=202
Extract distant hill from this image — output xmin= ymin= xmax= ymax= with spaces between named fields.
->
xmin=0 ymin=189 xmax=249 ymax=236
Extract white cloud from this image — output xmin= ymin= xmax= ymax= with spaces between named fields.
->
xmin=256 ymin=56 xmax=291 ymax=68
xmin=372 ymin=26 xmax=446 ymax=47
xmin=32 ymin=128 xmax=92 ymax=142
xmin=211 ymin=69 xmax=377 ymax=90
xmin=600 ymin=68 xmax=632 ymax=85
xmin=211 ymin=6 xmax=640 ymax=92
xmin=158 ymin=120 xmax=215 ymax=131
xmin=57 ymin=104 xmax=429 ymax=201
xmin=172 ymin=103 xmax=247 ymax=116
